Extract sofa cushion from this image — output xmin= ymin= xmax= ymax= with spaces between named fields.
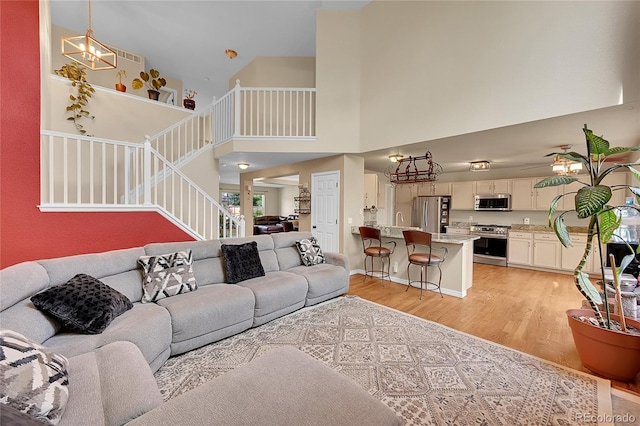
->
xmin=60 ymin=341 xmax=163 ymax=426
xmin=43 ymin=303 xmax=172 ymax=373
xmin=0 ymin=262 xmax=50 ymax=312
xmin=295 ymin=237 xmax=326 ymax=266
xmin=287 ymin=263 xmax=349 ymax=306
xmin=138 ymin=251 xmax=197 ymax=303
xmin=237 ymin=271 xmax=308 ymax=326
xmin=0 ymin=329 xmax=69 ymax=425
xmin=30 ymin=274 xmax=133 ymax=334
xmin=127 ymin=346 xmax=401 ymax=426
xmin=156 ymin=284 xmax=255 ymax=355
xmin=220 ymin=242 xmax=265 ymax=284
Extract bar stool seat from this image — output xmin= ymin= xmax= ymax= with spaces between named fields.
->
xmin=403 ymin=230 xmax=447 ymax=299
xmin=359 ymin=226 xmax=396 ymax=285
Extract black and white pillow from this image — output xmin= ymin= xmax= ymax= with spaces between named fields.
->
xmin=220 ymin=241 xmax=265 ymax=284
xmin=295 ymin=237 xmax=325 ymax=266
xmin=0 ymin=329 xmax=69 ymax=425
xmin=138 ymin=250 xmax=197 ymax=303
xmin=31 ymin=273 xmax=133 ymax=334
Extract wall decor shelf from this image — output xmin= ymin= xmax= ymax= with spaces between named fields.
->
xmin=294 ymin=186 xmax=311 ymax=214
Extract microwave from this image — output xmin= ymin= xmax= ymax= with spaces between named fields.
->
xmin=474 ymin=194 xmax=512 ymax=211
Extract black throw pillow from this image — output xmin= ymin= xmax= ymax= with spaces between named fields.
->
xmin=220 ymin=241 xmax=265 ymax=284
xmin=31 ymin=273 xmax=133 ymax=334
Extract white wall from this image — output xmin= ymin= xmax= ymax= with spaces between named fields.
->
xmin=315 ymin=1 xmax=639 ymax=153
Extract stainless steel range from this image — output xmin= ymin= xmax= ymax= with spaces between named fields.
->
xmin=469 ymin=224 xmax=510 ymax=266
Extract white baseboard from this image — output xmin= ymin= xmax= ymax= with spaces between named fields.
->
xmin=349 ymin=269 xmax=465 ymax=298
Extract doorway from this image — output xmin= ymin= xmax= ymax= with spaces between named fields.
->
xmin=311 ymin=171 xmax=340 ymax=252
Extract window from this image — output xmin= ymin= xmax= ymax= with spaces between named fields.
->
xmin=221 ymin=192 xmax=266 ymax=218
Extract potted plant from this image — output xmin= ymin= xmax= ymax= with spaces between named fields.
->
xmin=132 ymin=69 xmax=166 ymax=100
xmin=54 ymin=63 xmax=95 ymax=136
xmin=183 ymin=89 xmax=197 ymax=110
xmin=115 ymin=69 xmax=127 ymax=92
xmin=534 ymin=124 xmax=640 ymax=381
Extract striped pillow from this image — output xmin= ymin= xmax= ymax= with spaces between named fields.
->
xmin=138 ymin=250 xmax=197 ymax=303
xmin=0 ymin=329 xmax=69 ymax=425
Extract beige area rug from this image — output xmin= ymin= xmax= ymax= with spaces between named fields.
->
xmin=155 ymin=296 xmax=615 ymax=425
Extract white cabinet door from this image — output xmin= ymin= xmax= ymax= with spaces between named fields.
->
xmin=451 ymin=181 xmax=475 ymax=210
xmin=475 ymin=180 xmax=493 ymax=195
xmin=560 ymin=234 xmax=588 ymax=271
xmin=508 ymin=232 xmax=533 ymax=265
xmin=511 ymin=178 xmax=535 ymax=211
xmin=447 ymin=227 xmax=470 ymax=235
xmin=560 ymin=175 xmax=589 ymax=211
xmin=364 ymin=174 xmax=378 ymax=208
xmin=493 ymin=179 xmax=512 ymax=194
xmin=535 ymin=184 xmax=563 ymax=211
xmin=433 ymin=182 xmax=452 ymax=195
xmin=533 ymin=233 xmax=561 ymax=268
xmin=395 ymin=184 xmax=415 ymax=204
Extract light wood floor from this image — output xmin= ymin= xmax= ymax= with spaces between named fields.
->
xmin=347 ymin=264 xmax=640 ymax=395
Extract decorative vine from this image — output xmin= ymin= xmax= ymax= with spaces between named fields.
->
xmin=55 ymin=63 xmax=95 ymax=136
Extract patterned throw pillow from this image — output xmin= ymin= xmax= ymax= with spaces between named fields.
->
xmin=31 ymin=274 xmax=133 ymax=334
xmin=0 ymin=329 xmax=69 ymax=425
xmin=295 ymin=237 xmax=325 ymax=266
xmin=138 ymin=250 xmax=197 ymax=303
xmin=220 ymin=241 xmax=265 ymax=284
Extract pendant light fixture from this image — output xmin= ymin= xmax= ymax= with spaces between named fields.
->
xmin=388 ymin=153 xmax=404 ymax=163
xmin=551 ymin=145 xmax=583 ymax=176
xmin=61 ymin=0 xmax=117 ymax=70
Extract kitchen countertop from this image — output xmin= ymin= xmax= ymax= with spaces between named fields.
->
xmin=351 ymin=226 xmax=479 ymax=244
xmin=510 ymin=224 xmax=589 ymax=234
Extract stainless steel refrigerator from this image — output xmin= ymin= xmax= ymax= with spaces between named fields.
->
xmin=411 ymin=196 xmax=451 ymax=234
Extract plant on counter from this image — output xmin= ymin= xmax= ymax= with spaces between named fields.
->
xmin=132 ymin=69 xmax=166 ymax=100
xmin=54 ymin=63 xmax=95 ymax=136
xmin=534 ymin=124 xmax=640 ymax=380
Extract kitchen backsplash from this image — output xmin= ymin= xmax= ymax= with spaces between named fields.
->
xmin=449 ymin=210 xmax=586 ymax=227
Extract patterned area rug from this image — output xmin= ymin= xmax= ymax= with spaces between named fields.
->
xmin=155 ymin=296 xmax=612 ymax=425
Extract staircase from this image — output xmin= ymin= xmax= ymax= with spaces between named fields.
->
xmin=40 ymin=82 xmax=317 ymax=240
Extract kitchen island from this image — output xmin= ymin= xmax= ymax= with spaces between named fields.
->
xmin=351 ymin=226 xmax=479 ymax=298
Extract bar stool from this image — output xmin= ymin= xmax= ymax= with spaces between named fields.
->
xmin=402 ymin=230 xmax=447 ymax=299
xmin=359 ymin=226 xmax=396 ymax=285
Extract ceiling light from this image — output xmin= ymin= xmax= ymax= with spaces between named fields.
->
xmin=61 ymin=0 xmax=117 ymax=70
xmin=238 ymin=162 xmax=249 ymax=170
xmin=551 ymin=145 xmax=583 ymax=176
xmin=388 ymin=153 xmax=404 ymax=163
xmin=225 ymin=49 xmax=238 ymax=59
xmin=469 ymin=161 xmax=491 ymax=171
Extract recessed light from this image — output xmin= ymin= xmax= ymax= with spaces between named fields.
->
xmin=238 ymin=162 xmax=249 ymax=170
xmin=225 ymin=49 xmax=238 ymax=59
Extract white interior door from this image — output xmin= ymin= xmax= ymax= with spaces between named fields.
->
xmin=311 ymin=171 xmax=339 ymax=252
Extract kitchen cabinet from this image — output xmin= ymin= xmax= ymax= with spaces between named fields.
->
xmin=417 ymin=182 xmax=452 ymax=196
xmin=395 ymin=184 xmax=417 ymax=205
xmin=446 ymin=227 xmax=470 ymax=235
xmin=451 ymin=181 xmax=475 ymax=210
xmin=364 ymin=174 xmax=378 ymax=208
xmin=508 ymin=231 xmax=533 ymax=265
xmin=475 ymin=179 xmax=511 ymax=195
xmin=511 ymin=178 xmax=535 ymax=210
xmin=534 ymin=182 xmax=563 ymax=211
xmin=560 ymin=234 xmax=588 ymax=271
xmin=559 ymin=175 xmax=589 ymax=211
xmin=533 ymin=233 xmax=561 ymax=269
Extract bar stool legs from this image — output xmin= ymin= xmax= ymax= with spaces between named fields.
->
xmin=363 ymin=253 xmax=392 ymax=285
xmin=405 ymin=263 xmax=443 ymax=300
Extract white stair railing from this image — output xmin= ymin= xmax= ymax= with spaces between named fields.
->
xmin=213 ymin=80 xmax=316 ymax=145
xmin=40 ymin=130 xmax=245 ymax=240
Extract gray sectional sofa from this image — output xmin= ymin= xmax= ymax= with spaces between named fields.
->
xmin=0 ymin=232 xmax=401 ymax=425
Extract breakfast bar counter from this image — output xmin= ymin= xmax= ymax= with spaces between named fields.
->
xmin=351 ymin=226 xmax=479 ymax=298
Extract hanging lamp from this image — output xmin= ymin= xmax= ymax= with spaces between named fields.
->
xmin=551 ymin=145 xmax=583 ymax=176
xmin=61 ymin=0 xmax=117 ymax=70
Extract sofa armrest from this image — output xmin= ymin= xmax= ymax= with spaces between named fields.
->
xmin=324 ymin=252 xmax=349 ymax=273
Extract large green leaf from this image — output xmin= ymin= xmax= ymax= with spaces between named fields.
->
xmin=576 ymin=271 xmax=602 ymax=305
xmin=598 ymin=209 xmax=620 ymax=244
xmin=629 ymin=167 xmax=640 ymax=183
xmin=575 ymin=185 xmax=611 ymax=218
xmin=534 ymin=175 xmax=577 ymax=188
xmin=603 ymin=147 xmax=640 ymax=158
xmin=553 ymin=216 xmax=572 ymax=247
xmin=546 ymin=194 xmax=563 ymax=226
xmin=583 ymin=126 xmax=609 ymax=155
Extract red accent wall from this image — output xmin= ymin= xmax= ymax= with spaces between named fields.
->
xmin=0 ymin=0 xmax=194 ymax=268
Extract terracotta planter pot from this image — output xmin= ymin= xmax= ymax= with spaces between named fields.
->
xmin=148 ymin=90 xmax=160 ymax=101
xmin=566 ymin=308 xmax=640 ymax=381
xmin=115 ymin=83 xmax=126 ymax=92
